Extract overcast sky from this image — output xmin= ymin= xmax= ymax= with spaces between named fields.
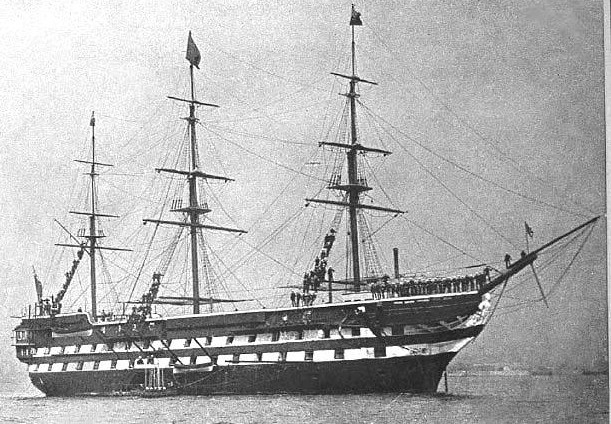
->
xmin=0 ymin=1 xmax=606 ymax=388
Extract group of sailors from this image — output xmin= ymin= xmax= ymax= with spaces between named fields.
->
xmin=290 ymin=291 xmax=317 ymax=307
xmin=57 ymin=247 xmax=86 ymax=305
xmin=129 ymin=272 xmax=162 ymax=323
xmin=98 ymin=310 xmax=116 ymax=322
xmin=302 ymin=229 xmax=337 ymax=294
xmin=289 ymin=227 xmax=492 ymax=305
xmin=34 ymin=248 xmax=88 ymax=317
xmin=37 ymin=297 xmax=62 ymax=316
xmin=292 ymin=229 xmax=337 ymax=306
xmin=370 ymin=269 xmax=491 ymax=299
xmin=49 ymin=246 xmax=87 ymax=316
xmin=136 ymin=354 xmax=157 ymax=365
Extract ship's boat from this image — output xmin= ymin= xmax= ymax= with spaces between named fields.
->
xmin=12 ymin=6 xmax=600 ymax=396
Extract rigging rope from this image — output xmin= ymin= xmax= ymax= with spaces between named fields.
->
xmin=203 ymin=237 xmax=266 ymax=309
xmin=361 ymin=100 xmax=589 ymax=219
xmin=357 ymin=209 xmax=383 ymax=277
xmin=401 ymin=215 xmax=487 ymax=265
xmin=363 ymin=23 xmax=597 ymax=218
xmin=201 ymin=123 xmax=325 ymax=183
xmin=493 ymin=223 xmax=597 ymax=315
xmin=358 ymin=102 xmax=520 ymax=249
xmin=211 ymin=45 xmax=329 ymax=93
xmin=539 ymin=223 xmax=597 ymax=300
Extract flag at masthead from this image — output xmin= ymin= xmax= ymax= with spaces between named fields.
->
xmin=186 ymin=31 xmax=201 ymax=69
xmin=350 ymin=4 xmax=362 ymax=26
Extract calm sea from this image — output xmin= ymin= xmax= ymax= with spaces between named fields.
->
xmin=0 ymin=374 xmax=607 ymax=424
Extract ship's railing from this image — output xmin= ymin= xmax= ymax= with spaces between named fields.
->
xmin=16 ymin=302 xmax=133 ymax=323
xmin=17 ymin=302 xmax=43 ymax=319
xmin=369 ymin=272 xmax=490 ymax=300
xmin=292 ymin=270 xmax=492 ymax=305
xmin=17 ymin=301 xmax=63 ymax=319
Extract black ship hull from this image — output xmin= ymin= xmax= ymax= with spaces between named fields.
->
xmin=16 ymin=292 xmax=489 ymax=397
xmin=30 ymin=353 xmax=455 ymax=396
xmin=174 ymin=353 xmax=455 ymax=395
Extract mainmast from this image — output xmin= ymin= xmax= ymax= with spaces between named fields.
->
xmin=187 ymin=63 xmax=201 ymax=314
xmin=144 ymin=32 xmax=245 ymax=315
xmin=306 ymin=5 xmax=403 ymax=291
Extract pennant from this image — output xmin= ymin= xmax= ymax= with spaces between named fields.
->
xmin=350 ymin=5 xmax=362 ymax=26
xmin=186 ymin=31 xmax=201 ymax=69
xmin=524 ymin=222 xmax=534 ymax=238
xmin=33 ymin=270 xmax=43 ymax=302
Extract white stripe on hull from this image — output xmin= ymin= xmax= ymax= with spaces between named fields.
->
xmin=28 ymin=336 xmax=475 ymax=373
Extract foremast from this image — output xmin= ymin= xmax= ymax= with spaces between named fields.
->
xmin=144 ymin=32 xmax=245 ymax=314
xmin=306 ymin=5 xmax=403 ymax=291
xmin=87 ymin=114 xmax=99 ymax=317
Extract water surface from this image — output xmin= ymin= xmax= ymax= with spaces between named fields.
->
xmin=1 ymin=374 xmax=607 ymax=423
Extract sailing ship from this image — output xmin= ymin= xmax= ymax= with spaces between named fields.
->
xmin=12 ymin=7 xmax=599 ymax=396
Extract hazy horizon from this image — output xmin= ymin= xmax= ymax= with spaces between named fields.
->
xmin=0 ymin=0 xmax=606 ymax=392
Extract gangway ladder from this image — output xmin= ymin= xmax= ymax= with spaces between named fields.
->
xmin=144 ymin=364 xmax=167 ymax=392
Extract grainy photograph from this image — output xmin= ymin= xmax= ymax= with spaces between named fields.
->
xmin=0 ymin=1 xmax=607 ymax=423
